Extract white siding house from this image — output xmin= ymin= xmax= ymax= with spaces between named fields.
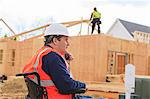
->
xmin=107 ymin=18 xmax=150 ymax=43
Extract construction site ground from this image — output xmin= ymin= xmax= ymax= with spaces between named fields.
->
xmin=0 ymin=76 xmax=125 ymax=99
xmin=0 ymin=76 xmax=27 ymax=99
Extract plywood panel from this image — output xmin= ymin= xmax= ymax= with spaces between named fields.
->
xmin=121 ymin=40 xmax=131 ymax=52
xmin=0 ymin=42 xmax=7 ymax=75
xmin=69 ymin=35 xmax=150 ymax=82
xmin=19 ymin=39 xmax=34 ymax=71
xmin=5 ymin=40 xmax=19 ymax=76
xmin=97 ymin=35 xmax=108 ymax=81
xmin=134 ymin=43 xmax=147 ymax=56
xmin=69 ymin=35 xmax=105 ymax=82
xmin=32 ymin=38 xmax=44 ymax=55
xmin=148 ymin=56 xmax=150 ymax=75
xmin=148 ymin=46 xmax=150 ymax=55
xmin=134 ymin=55 xmax=147 ymax=75
xmin=106 ymin=36 xmax=122 ymax=52
xmin=1 ymin=34 xmax=150 ymax=82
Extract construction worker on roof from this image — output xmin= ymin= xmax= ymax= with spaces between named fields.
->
xmin=90 ymin=7 xmax=101 ymax=34
xmin=23 ymin=23 xmax=86 ymax=99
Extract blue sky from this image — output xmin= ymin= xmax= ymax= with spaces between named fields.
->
xmin=0 ymin=0 xmax=150 ymax=37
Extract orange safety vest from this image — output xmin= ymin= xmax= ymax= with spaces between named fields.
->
xmin=23 ymin=46 xmax=72 ymax=99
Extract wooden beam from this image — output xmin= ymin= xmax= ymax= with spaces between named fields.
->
xmin=61 ymin=19 xmax=89 ymax=25
xmin=66 ymin=21 xmax=82 ymax=27
xmin=83 ymin=82 xmax=125 ymax=99
xmin=0 ymin=19 xmax=16 ymax=35
xmin=6 ymin=24 xmax=49 ymax=39
xmin=20 ymin=23 xmax=80 ymax=41
xmin=5 ymin=19 xmax=89 ymax=40
xmin=84 ymin=90 xmax=120 ymax=99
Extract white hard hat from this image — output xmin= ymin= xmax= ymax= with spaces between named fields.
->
xmin=44 ymin=23 xmax=69 ymax=36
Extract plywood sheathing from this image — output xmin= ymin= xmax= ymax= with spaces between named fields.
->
xmin=1 ymin=34 xmax=150 ymax=82
xmin=0 ymin=39 xmax=20 ymax=76
xmin=18 ymin=39 xmax=35 ymax=72
xmin=69 ymin=34 xmax=150 ymax=82
xmin=6 ymin=40 xmax=19 ymax=76
xmin=0 ymin=40 xmax=7 ymax=75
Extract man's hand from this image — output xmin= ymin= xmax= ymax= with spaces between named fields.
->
xmin=64 ymin=51 xmax=74 ymax=61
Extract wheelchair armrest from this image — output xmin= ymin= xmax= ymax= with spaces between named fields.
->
xmin=59 ymin=88 xmax=87 ymax=95
xmin=16 ymin=72 xmax=41 ymax=86
xmin=16 ymin=72 xmax=37 ymax=77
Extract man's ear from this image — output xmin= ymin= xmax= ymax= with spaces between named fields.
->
xmin=52 ymin=38 xmax=58 ymax=45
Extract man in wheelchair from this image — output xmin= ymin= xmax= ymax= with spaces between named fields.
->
xmin=18 ymin=23 xmax=87 ymax=99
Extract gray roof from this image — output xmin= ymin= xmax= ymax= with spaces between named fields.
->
xmin=118 ymin=19 xmax=150 ymax=37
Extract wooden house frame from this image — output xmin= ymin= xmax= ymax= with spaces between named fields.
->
xmin=0 ymin=19 xmax=150 ymax=83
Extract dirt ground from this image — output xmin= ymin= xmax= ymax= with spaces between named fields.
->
xmin=0 ymin=76 xmax=125 ymax=99
xmin=0 ymin=76 xmax=28 ymax=99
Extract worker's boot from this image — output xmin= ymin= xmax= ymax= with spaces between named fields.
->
xmin=98 ymin=30 xmax=101 ymax=34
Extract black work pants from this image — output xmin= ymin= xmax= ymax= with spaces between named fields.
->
xmin=91 ymin=18 xmax=101 ymax=34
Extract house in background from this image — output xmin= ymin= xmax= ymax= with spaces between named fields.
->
xmin=107 ymin=18 xmax=150 ymax=44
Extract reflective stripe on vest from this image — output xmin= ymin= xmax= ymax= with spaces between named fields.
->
xmin=34 ymin=47 xmax=50 ymax=70
xmin=33 ymin=47 xmax=55 ymax=87
xmin=30 ymin=78 xmax=54 ymax=87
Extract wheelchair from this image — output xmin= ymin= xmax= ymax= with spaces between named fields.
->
xmin=16 ymin=72 xmax=48 ymax=99
xmin=16 ymin=72 xmax=88 ymax=99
